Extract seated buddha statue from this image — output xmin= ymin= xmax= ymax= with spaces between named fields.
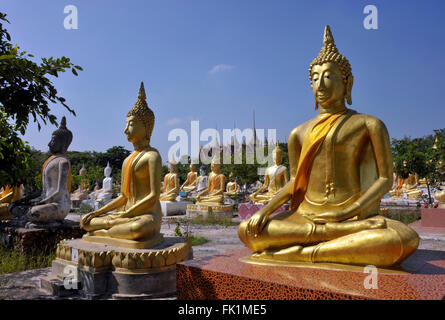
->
xmin=389 ymin=175 xmax=404 ymax=198
xmin=195 ymin=166 xmax=209 ymax=194
xmin=195 ymin=158 xmax=226 ymax=205
xmin=94 ymin=162 xmax=113 ymax=201
xmin=71 ymin=164 xmax=89 ymax=201
xmin=180 ymin=163 xmax=198 ymax=193
xmin=402 ymin=173 xmax=423 ymax=198
xmin=249 ymin=142 xmax=288 ymax=204
xmin=238 ymin=26 xmax=419 ymax=268
xmin=80 ymin=82 xmax=163 ymax=246
xmin=435 ymin=188 xmax=445 ymax=208
xmin=224 ymin=172 xmax=240 ymax=196
xmin=159 ymin=159 xmax=179 ymax=202
xmin=10 ymin=117 xmax=73 ymax=224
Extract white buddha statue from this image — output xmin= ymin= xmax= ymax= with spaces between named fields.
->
xmin=196 ymin=166 xmax=209 ymax=194
xmin=96 ymin=162 xmax=113 ymax=201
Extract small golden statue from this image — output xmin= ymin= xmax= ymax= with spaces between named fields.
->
xmin=0 ymin=185 xmax=23 ymax=219
xmin=180 ymin=163 xmax=198 ymax=193
xmin=224 ymin=172 xmax=240 ymax=196
xmin=195 ymin=157 xmax=226 ymax=205
xmin=80 ymin=82 xmax=163 ymax=248
xmin=238 ymin=26 xmax=419 ymax=267
xmin=159 ymin=159 xmax=180 ymax=202
xmin=249 ymin=141 xmax=288 ymax=203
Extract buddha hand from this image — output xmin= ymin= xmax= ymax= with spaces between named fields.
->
xmin=80 ymin=212 xmax=97 ymax=228
xmin=247 ymin=210 xmax=269 ymax=238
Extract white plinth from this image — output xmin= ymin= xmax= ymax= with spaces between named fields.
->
xmin=160 ymin=201 xmax=193 ymax=216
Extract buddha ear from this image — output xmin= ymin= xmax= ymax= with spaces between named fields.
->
xmin=346 ymin=75 xmax=354 ymax=105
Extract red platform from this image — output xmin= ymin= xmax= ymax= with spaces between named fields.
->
xmin=421 ymin=207 xmax=445 ymax=228
xmin=176 ymin=248 xmax=445 ymax=300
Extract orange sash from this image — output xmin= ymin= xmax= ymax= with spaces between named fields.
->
xmin=163 ymin=173 xmax=171 ymax=190
xmin=208 ymin=174 xmax=221 ymax=193
xmin=187 ymin=172 xmax=196 ymax=185
xmin=395 ymin=178 xmax=405 ymax=196
xmin=41 ymin=154 xmax=71 ymax=192
xmin=122 ymin=151 xmax=141 ymax=198
xmin=290 ymin=109 xmax=348 ymax=210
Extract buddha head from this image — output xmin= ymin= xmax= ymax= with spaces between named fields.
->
xmin=210 ymin=156 xmax=221 ymax=173
xmin=309 ymin=26 xmax=353 ymax=110
xmin=168 ymin=158 xmax=178 ymax=173
xmin=48 ymin=116 xmax=73 ymax=154
xmin=199 ymin=165 xmax=207 ymax=176
xmin=125 ymin=82 xmax=155 ymax=145
xmin=190 ymin=163 xmax=197 ymax=172
xmin=272 ymin=141 xmax=283 ymax=165
xmin=104 ymin=162 xmax=112 ymax=178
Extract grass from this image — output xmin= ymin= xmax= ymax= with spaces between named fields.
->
xmin=189 ymin=213 xmax=238 ymax=227
xmin=380 ymin=207 xmax=421 ymax=225
xmin=0 ymin=244 xmax=55 ymax=275
xmin=190 ymin=236 xmax=210 ymax=246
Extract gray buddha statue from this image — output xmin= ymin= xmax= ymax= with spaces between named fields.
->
xmin=10 ymin=117 xmax=73 ymax=225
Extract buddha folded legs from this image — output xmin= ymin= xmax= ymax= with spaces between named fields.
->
xmin=238 ymin=26 xmax=419 ymax=268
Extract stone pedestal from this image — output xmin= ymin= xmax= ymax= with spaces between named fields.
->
xmin=40 ymin=236 xmax=192 ymax=299
xmin=161 ymin=201 xmax=193 ymax=216
xmin=0 ymin=219 xmax=84 ymax=255
xmin=238 ymin=203 xmax=289 ymax=220
xmin=176 ymin=248 xmax=445 ymax=300
xmin=186 ymin=204 xmax=233 ymax=218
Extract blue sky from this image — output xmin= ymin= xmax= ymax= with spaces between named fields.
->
xmin=1 ymin=0 xmax=444 ymax=163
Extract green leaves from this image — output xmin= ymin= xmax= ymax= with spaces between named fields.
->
xmin=0 ymin=11 xmax=82 ymax=187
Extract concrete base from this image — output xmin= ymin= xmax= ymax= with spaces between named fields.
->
xmin=0 ymin=219 xmax=84 ymax=254
xmin=160 ymin=201 xmax=193 ymax=216
xmin=40 ymin=236 xmax=192 ymax=299
xmin=380 ymin=198 xmax=421 ymax=207
xmin=186 ymin=204 xmax=233 ymax=218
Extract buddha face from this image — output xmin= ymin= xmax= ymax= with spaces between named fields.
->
xmin=311 ymin=62 xmax=346 ymax=108
xmin=211 ymin=162 xmax=220 ymax=173
xmin=273 ymin=150 xmax=283 ymax=165
xmin=124 ymin=116 xmax=147 ymax=144
xmin=48 ymin=133 xmax=67 ymax=154
xmin=190 ymin=164 xmax=196 ymax=172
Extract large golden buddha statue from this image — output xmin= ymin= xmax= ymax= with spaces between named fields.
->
xmin=180 ymin=163 xmax=198 ymax=193
xmin=249 ymin=141 xmax=288 ymax=203
xmin=159 ymin=159 xmax=179 ymax=202
xmin=80 ymin=82 xmax=163 ymax=247
xmin=238 ymin=26 xmax=419 ymax=268
xmin=195 ymin=157 xmax=226 ymax=205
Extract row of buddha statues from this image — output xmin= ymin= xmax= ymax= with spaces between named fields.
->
xmin=70 ymin=162 xmax=115 ymax=202
xmin=157 ymin=141 xmax=289 ymax=206
xmin=1 ymin=25 xmax=436 ymax=268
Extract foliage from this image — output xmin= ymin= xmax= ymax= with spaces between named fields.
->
xmin=0 ymin=12 xmax=82 ymax=187
xmin=391 ymin=129 xmax=445 ymax=205
xmin=189 ymin=212 xmax=238 ymax=227
xmin=0 ymin=244 xmax=55 ymax=275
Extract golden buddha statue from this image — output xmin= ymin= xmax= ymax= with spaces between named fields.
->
xmin=224 ymin=172 xmax=240 ymax=196
xmin=195 ymin=157 xmax=226 ymax=205
xmin=238 ymin=26 xmax=419 ymax=268
xmin=403 ymin=173 xmax=423 ymax=198
xmin=80 ymin=82 xmax=163 ymax=248
xmin=389 ymin=175 xmax=405 ymax=198
xmin=435 ymin=189 xmax=445 ymax=208
xmin=180 ymin=163 xmax=198 ymax=193
xmin=0 ymin=185 xmax=23 ymax=218
xmin=249 ymin=141 xmax=288 ymax=204
xmin=159 ymin=159 xmax=179 ymax=202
